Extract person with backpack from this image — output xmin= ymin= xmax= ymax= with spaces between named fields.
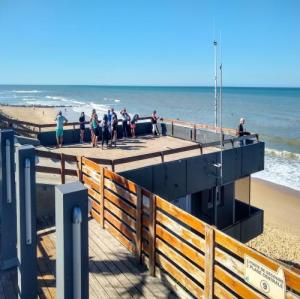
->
xmin=130 ymin=114 xmax=139 ymax=138
xmin=101 ymin=114 xmax=110 ymax=149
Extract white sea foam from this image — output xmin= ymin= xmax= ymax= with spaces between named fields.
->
xmin=12 ymin=90 xmax=41 ymax=93
xmin=115 ymin=99 xmax=120 ymax=103
xmin=253 ymin=147 xmax=300 ymax=191
xmin=265 ymin=148 xmax=300 ymax=160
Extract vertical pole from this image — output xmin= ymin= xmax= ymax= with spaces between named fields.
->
xmin=61 ymin=153 xmax=65 ymax=184
xmin=160 ymin=152 xmax=164 ymax=163
xmin=148 ymin=194 xmax=156 ymax=276
xmin=204 ymin=225 xmax=215 ymax=299
xmin=0 ymin=130 xmax=17 ymax=270
xmin=55 ymin=181 xmax=88 ymax=299
xmin=171 ymin=121 xmax=174 ymax=136
xmin=135 ymin=186 xmax=142 ymax=262
xmin=100 ymin=167 xmax=105 ymax=229
xmin=15 ymin=145 xmax=37 ymax=299
xmin=193 ymin=124 xmax=197 ymax=142
xmin=214 ymin=40 xmax=218 ymax=133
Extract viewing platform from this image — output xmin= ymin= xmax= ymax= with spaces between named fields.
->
xmin=1 ymin=116 xmax=299 ymax=299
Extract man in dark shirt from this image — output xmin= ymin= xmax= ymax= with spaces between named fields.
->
xmin=237 ymin=118 xmax=250 ymax=145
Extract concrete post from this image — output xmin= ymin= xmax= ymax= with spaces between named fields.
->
xmin=15 ymin=145 xmax=37 ymax=299
xmin=55 ymin=181 xmax=89 ymax=299
xmin=0 ymin=129 xmax=17 ymax=270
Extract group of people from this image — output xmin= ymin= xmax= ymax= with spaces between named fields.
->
xmin=54 ymin=108 xmax=160 ymax=148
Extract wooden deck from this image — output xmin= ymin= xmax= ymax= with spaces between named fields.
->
xmin=0 ymin=218 xmax=176 ymax=299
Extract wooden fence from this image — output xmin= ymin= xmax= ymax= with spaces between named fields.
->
xmin=80 ymin=157 xmax=300 ymax=299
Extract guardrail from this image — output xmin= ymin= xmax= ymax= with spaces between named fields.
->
xmin=80 ymin=156 xmax=300 ymax=299
xmin=35 ymin=133 xmax=259 ymax=182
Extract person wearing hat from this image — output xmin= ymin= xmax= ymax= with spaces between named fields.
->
xmin=54 ymin=111 xmax=68 ymax=148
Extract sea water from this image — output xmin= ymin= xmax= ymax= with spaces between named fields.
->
xmin=0 ymin=85 xmax=299 ymax=191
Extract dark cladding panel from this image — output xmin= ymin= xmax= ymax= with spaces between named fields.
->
xmin=187 ymin=153 xmax=218 ymax=194
xmin=153 ymin=160 xmax=187 ymax=201
xmin=221 ymin=147 xmax=242 ymax=184
xmin=135 ymin=122 xmax=152 ymax=135
xmin=240 ymin=209 xmax=264 ymax=243
xmin=120 ymin=167 xmax=153 ymax=192
xmin=222 ymin=224 xmax=241 ymax=241
xmin=241 ymin=142 xmax=265 ymax=176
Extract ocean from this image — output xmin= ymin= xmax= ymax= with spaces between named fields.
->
xmin=0 ymin=85 xmax=299 ymax=191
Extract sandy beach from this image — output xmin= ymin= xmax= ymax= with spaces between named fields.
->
xmin=0 ymin=105 xmax=58 ymax=124
xmin=248 ymin=178 xmax=300 ymax=269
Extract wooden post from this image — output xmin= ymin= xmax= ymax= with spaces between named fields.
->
xmin=149 ymin=194 xmax=156 ymax=276
xmin=204 ymin=225 xmax=215 ymax=299
xmin=171 ymin=121 xmax=174 ymax=136
xmin=135 ymin=186 xmax=142 ymax=262
xmin=100 ymin=167 xmax=105 ymax=229
xmin=111 ymin=161 xmax=115 ymax=172
xmin=76 ymin=156 xmax=83 ymax=181
xmin=193 ymin=124 xmax=197 ymax=142
xmin=199 ymin=144 xmax=203 ymax=155
xmin=160 ymin=152 xmax=164 ymax=163
xmin=61 ymin=153 xmax=65 ymax=184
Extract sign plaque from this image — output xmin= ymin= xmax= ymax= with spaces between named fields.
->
xmin=244 ymin=255 xmax=286 ymax=299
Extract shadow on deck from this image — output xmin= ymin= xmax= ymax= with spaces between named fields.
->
xmin=0 ymin=218 xmax=176 ymax=299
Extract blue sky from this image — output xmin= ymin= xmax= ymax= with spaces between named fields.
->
xmin=0 ymin=0 xmax=299 ymax=87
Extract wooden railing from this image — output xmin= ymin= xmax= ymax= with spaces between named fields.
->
xmin=35 ymin=132 xmax=259 ymax=182
xmin=0 ymin=115 xmax=153 ymax=133
xmin=80 ymin=157 xmax=300 ymax=299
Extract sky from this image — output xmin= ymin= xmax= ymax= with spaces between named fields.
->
xmin=0 ymin=0 xmax=299 ymax=87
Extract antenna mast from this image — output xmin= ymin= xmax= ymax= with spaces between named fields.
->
xmin=214 ymin=40 xmax=218 ymax=132
xmin=219 ymin=35 xmax=223 ymax=186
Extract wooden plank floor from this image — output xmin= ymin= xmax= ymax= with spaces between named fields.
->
xmin=0 ymin=218 xmax=176 ymax=299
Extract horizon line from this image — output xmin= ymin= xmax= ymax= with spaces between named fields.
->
xmin=0 ymin=83 xmax=300 ymax=89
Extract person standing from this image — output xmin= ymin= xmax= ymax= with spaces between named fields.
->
xmin=237 ymin=118 xmax=250 ymax=146
xmin=54 ymin=111 xmax=68 ymax=148
xmin=111 ymin=113 xmax=118 ymax=147
xmin=91 ymin=113 xmax=99 ymax=147
xmin=151 ymin=110 xmax=160 ymax=137
xmin=121 ymin=108 xmax=130 ymax=139
xmin=79 ymin=112 xmax=85 ymax=143
xmin=90 ymin=109 xmax=96 ymax=146
xmin=130 ymin=114 xmax=139 ymax=138
xmin=107 ymin=109 xmax=112 ymax=140
xmin=101 ymin=114 xmax=110 ymax=149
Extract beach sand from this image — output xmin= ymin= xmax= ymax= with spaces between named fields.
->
xmin=247 ymin=178 xmax=300 ymax=269
xmin=0 ymin=105 xmax=58 ymax=124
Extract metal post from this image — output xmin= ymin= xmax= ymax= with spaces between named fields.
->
xmin=56 ymin=181 xmax=89 ymax=299
xmin=15 ymin=145 xmax=37 ymax=298
xmin=0 ymin=129 xmax=17 ymax=270
xmin=213 ymin=40 xmax=218 ymax=132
